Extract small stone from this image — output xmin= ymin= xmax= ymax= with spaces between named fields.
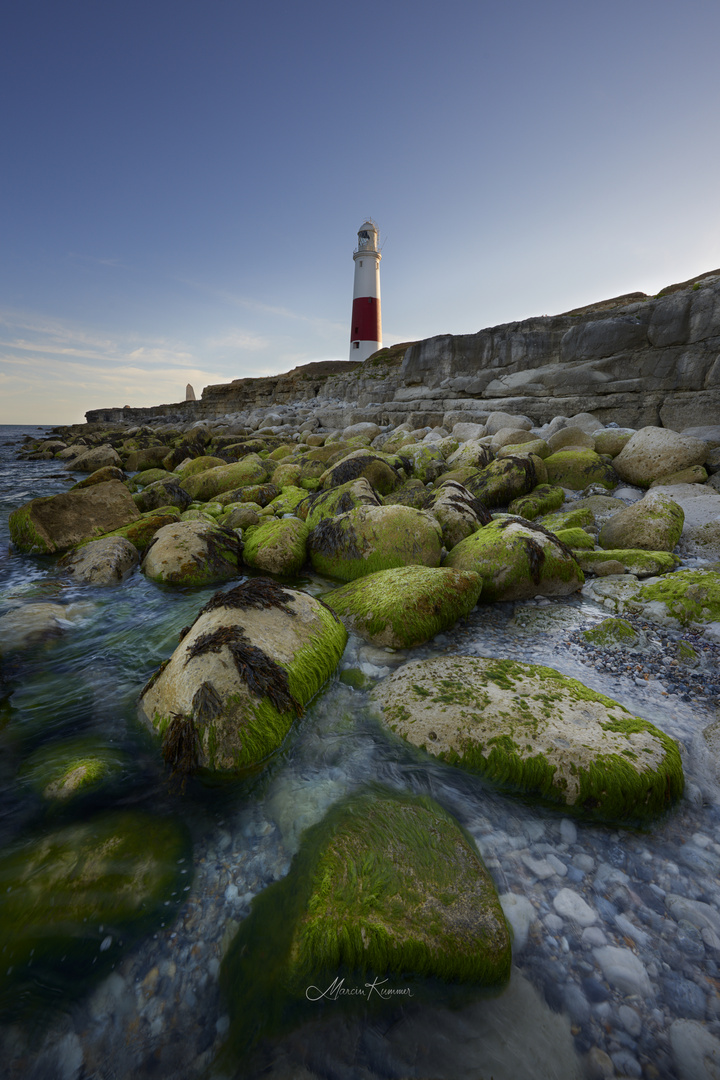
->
xmin=585 ymin=1046 xmax=614 ymax=1079
xmin=522 ymin=854 xmax=555 ymax=879
xmin=560 ymin=818 xmax=577 ymax=845
xmin=582 ymin=926 xmax=608 ymax=948
xmin=553 ymin=888 xmax=598 ymax=926
xmin=618 ymin=1003 xmax=642 ymax=1036
xmin=593 ymin=945 xmax=652 ymax=997
xmin=669 ymin=1019 xmax=720 ymax=1080
xmin=499 ymin=892 xmax=536 ymax=952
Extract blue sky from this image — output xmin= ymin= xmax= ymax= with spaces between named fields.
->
xmin=2 ymin=0 xmax=719 ymax=424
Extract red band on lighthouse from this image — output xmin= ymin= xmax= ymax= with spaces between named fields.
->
xmin=351 ymin=296 xmax=381 ymax=344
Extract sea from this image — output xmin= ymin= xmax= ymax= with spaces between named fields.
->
xmin=1 ymin=422 xmax=720 ymax=1080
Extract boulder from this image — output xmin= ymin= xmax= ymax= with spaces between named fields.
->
xmin=546 ymin=427 xmax=595 ymax=452
xmin=444 ymin=518 xmax=584 ymax=602
xmin=399 ymin=442 xmax=447 ymax=483
xmin=0 ymin=811 xmax=189 ymax=1014
xmin=485 ymin=412 xmax=533 ymax=435
xmin=649 ymin=483 xmax=720 ymax=560
xmin=123 ymin=446 xmax=168 ymax=472
xmin=220 ymin=788 xmax=511 ymax=1056
xmin=141 ymin=520 xmax=241 ymax=586
xmin=582 ymin=618 xmax=639 ymax=648
xmin=598 ymin=491 xmax=684 ymax=552
xmin=138 ymin=579 xmax=347 ymax=775
xmin=19 ymin=736 xmax=126 ymax=802
xmin=175 ymin=455 xmax=227 ymax=478
xmin=491 ymin=428 xmax=539 ymax=450
xmin=464 ymin=457 xmax=540 ymax=508
xmin=496 ymin=438 xmax=550 ymax=459
xmin=67 ymin=444 xmax=122 ymax=472
xmin=242 ymin=518 xmax=309 ymax=576
xmin=508 ymin=484 xmax=565 ymax=520
xmin=308 ymin=504 xmax=442 ymax=582
xmin=544 ymin=450 xmax=618 ymax=491
xmin=60 ymin=536 xmax=139 ymax=585
xmin=220 ymin=504 xmax=259 ymax=530
xmin=83 ymin=508 xmax=181 ymax=557
xmin=593 ymin=428 xmax=634 ymax=456
xmin=541 ymin=506 xmax=596 ymax=532
xmin=320 ymin=449 xmax=404 ymax=495
xmin=324 ymin=565 xmax=482 ymax=647
xmin=577 ymin=548 xmax=680 ymax=577
xmin=303 ymin=477 xmax=381 ymax=529
xmin=180 ymin=455 xmax=269 ymax=501
xmin=9 ymin=481 xmax=141 ymax=555
xmin=649 ymin=465 xmax=707 ymax=487
xmin=133 ymin=478 xmax=193 ymax=514
xmin=425 ymin=480 xmax=491 ymax=549
xmin=372 ymin=656 xmax=683 ymax=823
xmin=451 ymin=421 xmax=487 ymax=441
xmin=132 ymin=467 xmax=176 ymax=488
xmin=612 ymin=427 xmax=708 ymax=487
xmin=555 ymin=527 xmax=595 ymax=549
xmin=446 ymin=439 xmax=494 ymax=471
xmin=635 ymin=569 xmax=720 ymax=627
xmin=71 ymin=466 xmax=126 ymax=489
xmin=342 ymin=421 xmax=381 ymax=441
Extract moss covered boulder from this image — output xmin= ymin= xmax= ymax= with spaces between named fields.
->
xmin=79 ymin=507 xmax=181 ymax=557
xmin=424 ymin=479 xmax=491 ymax=550
xmin=9 ymin=481 xmax=141 ymax=555
xmin=446 ymin=439 xmax=494 ymax=471
xmin=132 ymin=467 xmax=176 ymax=488
xmin=308 ymin=504 xmax=442 ymax=582
xmin=464 ymin=457 xmax=539 ymax=508
xmin=508 ymin=484 xmax=565 ymax=521
xmin=373 ymin=657 xmax=683 ymax=823
xmin=577 ymin=548 xmax=680 ymax=577
xmin=634 ymin=569 xmax=720 ymax=626
xmin=175 ymin=455 xmax=226 ymax=478
xmin=0 ymin=811 xmax=189 ymax=1016
xmin=268 ymin=487 xmax=308 ymax=516
xmin=444 ymin=518 xmax=584 ymax=602
xmin=598 ymin=491 xmax=684 ymax=552
xmin=243 ymin=518 xmax=310 ymax=576
xmin=399 ymin=442 xmax=447 ymax=483
xmin=544 ymin=450 xmax=618 ymax=491
xmin=555 ymin=527 xmax=595 ymax=549
xmin=133 ymin=477 xmax=193 ymax=514
xmin=138 ymin=579 xmax=347 ymax=775
xmin=304 ymin=477 xmax=381 ymax=530
xmin=540 ymin=506 xmax=596 ymax=532
xmin=219 ymin=787 xmax=511 ymax=1056
xmin=320 ymin=449 xmax=405 ymax=495
xmin=382 ymin=478 xmax=428 ymax=509
xmin=324 ymin=566 xmax=482 ymax=648
xmin=19 ymin=737 xmax=126 ymax=802
xmin=141 ymin=519 xmax=241 ymax=586
xmin=180 ymin=455 xmax=269 ymax=501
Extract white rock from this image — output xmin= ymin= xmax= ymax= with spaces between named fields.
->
xmin=618 ymin=1004 xmax=642 ymax=1036
xmin=522 ymin=854 xmax=555 ymax=879
xmin=553 ymin=888 xmax=598 ymax=926
xmin=560 ymin=818 xmax=578 ymax=845
xmin=613 ymin=426 xmax=708 ymax=486
xmin=669 ymin=1019 xmax=720 ymax=1080
xmin=581 ymin=926 xmax=607 ymax=947
xmin=666 ymin=894 xmax=720 ymax=937
xmin=650 ymin=483 xmax=720 ymax=559
xmin=451 ymin=422 xmax=487 ymax=442
xmin=592 ymin=945 xmax=652 ymax=996
xmin=499 ymin=892 xmax=537 ymax=952
xmin=485 ymin=411 xmax=533 ymax=435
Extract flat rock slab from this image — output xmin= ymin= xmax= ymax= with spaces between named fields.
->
xmin=372 ymin=655 xmax=683 ymax=822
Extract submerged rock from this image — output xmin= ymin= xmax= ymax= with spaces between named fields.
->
xmin=0 ymin=811 xmax=189 ymax=1016
xmin=19 ymin=736 xmax=126 ymax=802
xmin=60 ymin=536 xmax=139 ymax=585
xmin=0 ymin=601 xmax=93 ymax=656
xmin=138 ymin=579 xmax=347 ymax=775
xmin=444 ymin=517 xmax=584 ymax=602
xmin=219 ymin=787 xmax=511 ymax=1056
xmin=324 ymin=565 xmax=482 ymax=648
xmin=372 ymin=656 xmax=684 ymax=823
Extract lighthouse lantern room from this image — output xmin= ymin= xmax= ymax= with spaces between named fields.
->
xmin=350 ymin=219 xmax=382 ymax=362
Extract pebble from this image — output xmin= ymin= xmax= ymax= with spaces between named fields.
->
xmin=593 ymin=945 xmax=652 ymax=997
xmin=553 ymin=888 xmax=598 ymax=926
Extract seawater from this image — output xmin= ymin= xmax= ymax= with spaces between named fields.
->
xmin=1 ymin=424 xmax=719 ymax=1080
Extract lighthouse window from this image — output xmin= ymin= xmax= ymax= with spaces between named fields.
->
xmin=353 ymin=341 xmax=359 ymax=349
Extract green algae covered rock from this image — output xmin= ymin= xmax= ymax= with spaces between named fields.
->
xmin=132 ymin=467 xmax=176 ymax=488
xmin=635 ymin=569 xmax=720 ymax=626
xmin=446 ymin=439 xmax=494 ymax=471
xmin=373 ymin=656 xmax=683 ymax=823
xmin=425 ymin=479 xmax=491 ymax=549
xmin=9 ymin=481 xmax=141 ymax=555
xmin=544 ymin=450 xmax=618 ymax=491
xmin=599 ymin=491 xmax=684 ymax=552
xmin=180 ymin=455 xmax=269 ymax=501
xmin=80 ymin=508 xmax=181 ymax=557
xmin=268 ymin=487 xmax=308 ymax=515
xmin=324 ymin=565 xmax=482 ymax=648
xmin=133 ymin=477 xmax=192 ymax=514
xmin=464 ymin=457 xmax=539 ymax=508
xmin=308 ymin=504 xmax=442 ymax=582
xmin=444 ymin=518 xmax=584 ymax=602
xmin=540 ymin=506 xmax=596 ymax=532
xmin=508 ymin=484 xmax=565 ymax=521
xmin=19 ymin=737 xmax=126 ymax=802
xmin=138 ymin=579 xmax=347 ymax=776
xmin=0 ymin=810 xmax=189 ymax=1016
xmin=555 ymin=527 xmax=595 ymax=549
xmin=304 ymin=477 xmax=381 ymax=530
xmin=320 ymin=449 xmax=405 ymax=495
xmin=141 ymin=519 xmax=241 ymax=586
xmin=582 ymin=618 xmax=639 ymax=648
xmin=219 ymin=787 xmax=511 ymax=1057
xmin=399 ymin=442 xmax=447 ymax=483
xmin=243 ymin=517 xmax=310 ymax=576
xmin=175 ymin=455 xmax=226 ymax=478
xmin=577 ymin=548 xmax=680 ymax=577
xmin=382 ymin=478 xmax=428 ymax=508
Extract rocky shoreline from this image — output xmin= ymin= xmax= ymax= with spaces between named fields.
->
xmin=2 ymin=362 xmax=720 ymax=1077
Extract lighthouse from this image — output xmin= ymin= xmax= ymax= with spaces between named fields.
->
xmin=349 ymin=219 xmax=382 ymax=361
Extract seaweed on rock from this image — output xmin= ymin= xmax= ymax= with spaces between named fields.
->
xmin=184 ymin=625 xmax=302 ymax=716
xmin=161 ymin=712 xmax=202 ymax=790
xmin=198 ymin=577 xmax=296 ymax=619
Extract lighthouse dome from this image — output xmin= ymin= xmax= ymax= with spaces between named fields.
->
xmin=356 ymin=219 xmax=379 ymax=253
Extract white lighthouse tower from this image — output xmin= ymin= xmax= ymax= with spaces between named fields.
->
xmin=349 ymin=219 xmax=382 ymax=362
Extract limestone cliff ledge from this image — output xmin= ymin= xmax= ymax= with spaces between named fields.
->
xmin=86 ymin=270 xmax=720 ymax=430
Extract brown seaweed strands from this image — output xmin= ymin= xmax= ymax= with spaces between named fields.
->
xmin=161 ymin=712 xmax=202 ymax=791
xmin=191 ymin=680 xmax=224 ymax=723
xmin=308 ymin=517 xmax=362 ymax=560
xmin=497 ymin=515 xmax=576 ymax=562
xmin=184 ymin=625 xmax=301 ymax=716
xmin=198 ymin=577 xmax=296 ymax=619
